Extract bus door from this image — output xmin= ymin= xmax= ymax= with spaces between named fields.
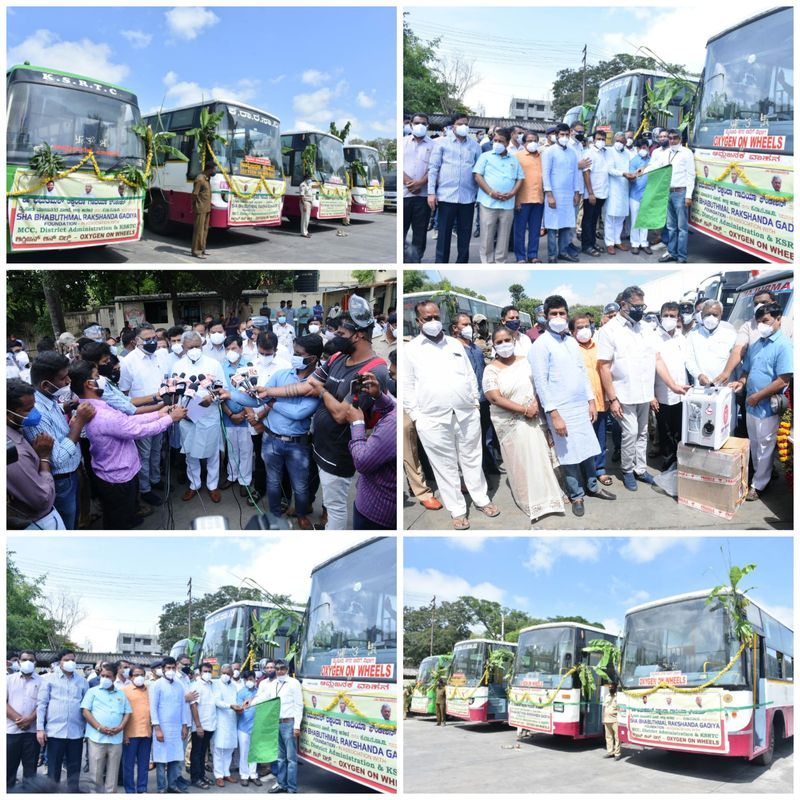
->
xmin=487 ymin=660 xmax=508 ymax=721
xmin=753 ymin=635 xmax=767 ymax=749
xmin=580 ymin=652 xmax=604 ymax=736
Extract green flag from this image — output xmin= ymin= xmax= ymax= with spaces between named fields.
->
xmin=248 ymin=697 xmax=280 ymax=763
xmin=634 ymin=164 xmax=673 ymax=229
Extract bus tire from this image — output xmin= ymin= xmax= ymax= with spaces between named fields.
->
xmin=752 ymin=719 xmax=775 ymax=766
xmin=147 ymin=195 xmax=173 ymax=235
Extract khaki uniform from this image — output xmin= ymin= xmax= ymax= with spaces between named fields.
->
xmin=191 ymin=173 xmax=212 ymax=255
xmin=299 ymin=178 xmax=315 ymax=236
xmin=435 ymin=684 xmax=447 ymax=726
xmin=603 ymin=691 xmax=621 ymax=757
xmin=403 ymin=411 xmax=434 ymax=502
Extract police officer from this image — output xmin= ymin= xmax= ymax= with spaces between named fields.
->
xmin=191 ymin=164 xmax=215 ymax=258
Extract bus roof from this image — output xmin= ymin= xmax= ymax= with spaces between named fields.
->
xmin=282 ymin=129 xmax=343 ymax=142
xmin=143 ymin=98 xmax=280 ymax=123
xmin=309 ymin=536 xmax=387 ymax=575
xmin=736 ymin=270 xmax=792 ymax=293
xmin=7 ymin=63 xmax=137 ymax=95
xmin=706 ymin=6 xmax=789 ymax=46
xmin=453 ymin=638 xmax=516 ymax=648
xmin=598 ymin=69 xmax=698 ymax=87
xmin=344 ymin=144 xmax=379 ymax=153
xmin=204 ymin=600 xmax=305 ymax=620
xmin=517 ymin=621 xmax=617 ymax=637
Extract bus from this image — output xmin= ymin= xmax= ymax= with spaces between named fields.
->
xmin=143 ymin=100 xmax=284 ymax=234
xmin=297 ymin=537 xmax=397 ymax=793
xmin=344 ymin=145 xmax=385 ymax=213
xmin=727 ymin=270 xmax=793 ymax=339
xmin=196 ymin=600 xmax=304 ymax=676
xmin=592 ymin=69 xmax=697 ymax=140
xmin=403 ymin=290 xmax=532 ymax=339
xmin=689 ymin=7 xmax=793 ymax=263
xmin=446 ymin=639 xmax=517 ymax=723
xmin=7 ymin=63 xmax=145 ymax=252
xmin=618 ymin=589 xmax=793 ymax=764
xmin=508 ymin=623 xmax=620 ymax=739
xmin=409 ymin=654 xmax=453 ymax=715
xmin=280 ymin=129 xmax=348 ymax=221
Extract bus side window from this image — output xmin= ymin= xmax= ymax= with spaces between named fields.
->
xmin=783 ymin=655 xmax=793 ymax=681
xmin=282 ymin=151 xmax=293 ymax=184
xmin=292 ymin=154 xmax=305 ymax=186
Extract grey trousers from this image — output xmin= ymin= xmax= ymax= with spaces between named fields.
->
xmin=478 ymin=206 xmax=514 ymax=263
xmin=619 ymin=401 xmax=650 ymax=475
xmin=136 ymin=432 xmax=163 ymax=493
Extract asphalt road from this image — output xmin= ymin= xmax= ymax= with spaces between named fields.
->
xmin=403 ymin=715 xmax=793 ymax=794
xmin=8 ymin=212 xmax=397 ymax=264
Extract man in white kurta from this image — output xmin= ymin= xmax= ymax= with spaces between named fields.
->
xmin=149 ymin=664 xmax=191 ymax=793
xmin=403 ymin=301 xmax=499 ymax=527
xmin=211 ymin=667 xmax=240 ymax=784
xmin=530 ymin=297 xmax=615 ymax=517
xmin=604 ymin=134 xmax=632 ymax=251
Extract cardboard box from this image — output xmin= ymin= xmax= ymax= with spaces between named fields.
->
xmin=677 ymin=437 xmax=750 ymax=520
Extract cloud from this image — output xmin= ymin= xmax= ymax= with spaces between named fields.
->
xmin=368 ymin=118 xmax=396 ymax=134
xmin=356 ymin=91 xmax=376 ymax=109
xmin=270 ymin=74 xmax=287 ymax=85
xmin=301 ymin=69 xmax=330 ymax=86
xmin=333 ymin=80 xmax=349 ymax=98
xmin=600 ymin=617 xmax=623 ymax=637
xmin=618 ymin=537 xmax=702 ymax=564
xmin=523 ymin=538 xmax=601 ymax=575
xmin=164 ymin=7 xmax=220 ymax=41
xmin=120 ymin=29 xmax=152 ymax=49
xmin=161 ymin=71 xmax=260 ymax=108
xmin=446 ymin=537 xmax=488 ymax=552
xmin=293 ymin=87 xmax=333 ymax=116
xmin=8 ymin=29 xmax=130 ymax=85
xmin=404 ymin=568 xmax=505 ymax=605
xmin=759 ymin=603 xmax=793 ymax=629
xmin=548 ymin=283 xmax=583 ymax=307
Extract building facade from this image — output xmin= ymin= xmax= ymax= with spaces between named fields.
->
xmin=509 ymin=97 xmax=554 ymax=123
xmin=117 ymin=632 xmax=159 ymax=656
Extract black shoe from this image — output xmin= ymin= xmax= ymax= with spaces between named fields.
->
xmin=473 ymin=229 xmax=480 ymax=238
xmin=571 ymin=499 xmax=585 ymax=517
xmin=558 ymin=253 xmax=579 ymax=262
xmin=658 ymin=253 xmax=675 ymax=263
xmin=151 ymin=480 xmax=165 ymax=490
xmin=268 ymin=786 xmax=287 ymax=794
xmin=612 ymin=449 xmax=621 ymax=462
xmin=140 ymin=491 xmax=163 ymax=506
xmin=587 ymin=487 xmax=616 ymax=500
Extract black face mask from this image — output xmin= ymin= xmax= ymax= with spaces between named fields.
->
xmin=266 ymin=670 xmax=277 ymax=679
xmin=181 ymin=665 xmax=192 ymax=675
xmin=97 ymin=362 xmax=115 ymax=379
xmin=574 ymin=132 xmax=585 ymax=142
xmin=659 ymin=140 xmax=669 ymax=149
xmin=141 ymin=339 xmax=158 ymax=354
xmin=626 ymin=304 xmax=646 ymax=323
xmin=332 ymin=335 xmax=355 ymax=355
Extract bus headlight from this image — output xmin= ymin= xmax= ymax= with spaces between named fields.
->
xmin=553 ymin=702 xmax=564 ymax=713
xmin=220 ymin=192 xmax=229 ymax=203
xmin=468 ymin=698 xmax=475 ymax=705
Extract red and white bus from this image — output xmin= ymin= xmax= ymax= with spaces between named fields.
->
xmin=446 ymin=639 xmax=517 ymax=723
xmin=143 ymin=100 xmax=285 ymax=234
xmin=508 ymin=622 xmax=620 ymax=740
xmin=619 ymin=589 xmax=793 ymax=765
xmin=344 ymin=144 xmax=385 ymax=213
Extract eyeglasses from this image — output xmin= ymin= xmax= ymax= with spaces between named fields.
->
xmin=419 ymin=315 xmax=440 ymax=322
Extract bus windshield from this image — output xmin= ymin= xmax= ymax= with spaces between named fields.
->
xmin=348 ymin=148 xmax=382 ymax=186
xmin=7 ymin=79 xmax=143 ymax=170
xmin=513 ymin=627 xmax=576 ymax=689
xmin=217 ymin=104 xmax=283 ymax=178
xmin=621 ymin=597 xmax=747 ymax=688
xmin=449 ymin=642 xmax=486 ymax=687
xmin=201 ymin=606 xmax=247 ymax=665
xmin=417 ymin=656 xmax=438 ymax=686
xmin=693 ymin=9 xmax=793 ymax=152
xmin=594 ymin=74 xmax=641 ymax=133
xmin=299 ymin=538 xmax=397 ymax=679
xmin=315 ymin=135 xmax=347 ymax=183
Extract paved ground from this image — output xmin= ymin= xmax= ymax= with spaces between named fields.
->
xmin=8 ymin=212 xmax=397 ymax=264
xmin=403 ymin=715 xmax=793 ymax=794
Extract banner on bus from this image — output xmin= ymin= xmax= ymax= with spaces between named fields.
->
xmin=8 ymin=170 xmax=143 ymax=250
xmin=224 ymin=177 xmax=284 ymax=226
xmin=624 ymin=691 xmax=728 ymax=753
xmin=364 ymin=186 xmax=385 ymax=212
xmin=508 ymin=690 xmax=554 ymax=733
xmin=299 ymin=678 xmax=397 ymax=793
xmin=690 ymin=149 xmax=793 ymax=264
xmin=318 ymin=181 xmax=348 ymax=219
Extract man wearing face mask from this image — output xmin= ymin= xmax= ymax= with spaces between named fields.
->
xmin=627 ymin=137 xmax=653 ymax=255
xmin=372 ymin=312 xmax=398 ymax=361
xmin=69 ymin=360 xmax=186 ymax=528
xmin=685 ymin=300 xmax=738 ymax=388
xmin=525 ymin=305 xmax=548 ymax=344
xmin=273 ymin=310 xmax=296 ymax=359
xmin=497 ymin=306 xmax=531 ymax=356
xmin=580 ymin=130 xmax=611 ymax=257
xmin=121 ymin=666 xmax=152 ymax=795
xmin=7 ymin=649 xmax=43 ymax=790
xmin=236 ymin=670 xmax=261 ymax=787
xmin=542 ymin=122 xmax=583 ymax=263
xmin=512 ymin=131 xmax=545 ymax=263
xmin=597 ymin=286 xmax=688 ymax=491
xmin=404 ymin=301 xmax=498 ymax=529
xmin=678 ymin=302 xmax=696 ymax=336
xmin=295 ymin=300 xmax=312 ymax=336
xmin=427 ymin=112 xmax=482 ymax=264
xmin=604 ymin=132 xmax=632 ymax=255
xmin=653 ymin=302 xmax=689 ymax=470
xmin=203 ymin=320 xmax=228 ymax=365
xmin=81 ymin=664 xmax=132 ymax=794
xmin=211 ymin=665 xmax=241 ymax=787
xmin=37 ymin=650 xmax=89 ymax=791
xmin=150 ymin=657 xmax=191 ymax=794
xmin=118 ymin=323 xmax=169 ymax=508
xmin=403 ymin=112 xmax=435 ymax=263
xmin=22 ymin=352 xmax=96 ymax=530
xmin=189 ymin=663 xmax=217 ymax=789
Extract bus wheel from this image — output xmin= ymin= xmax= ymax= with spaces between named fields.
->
xmin=147 ymin=196 xmax=173 ymax=235
xmin=753 ymin=720 xmax=775 ymax=766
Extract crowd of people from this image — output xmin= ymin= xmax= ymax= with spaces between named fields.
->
xmin=403 ymin=287 xmax=791 ymax=527
xmin=7 ymin=295 xmax=397 ymax=531
xmin=403 ymin=113 xmax=696 ymax=265
xmin=7 ymin=649 xmax=303 ymax=793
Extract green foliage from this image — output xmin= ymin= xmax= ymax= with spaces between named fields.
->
xmin=351 ymin=270 xmax=377 ymax=286
xmin=706 ymin=556 xmax=757 ymax=643
xmin=301 ymin=144 xmax=318 ymax=180
xmin=642 ymin=77 xmax=697 ymax=133
xmin=249 ymin=607 xmax=304 ymax=665
xmin=115 ymin=165 xmax=148 ymax=192
xmin=486 ymin=647 xmax=515 ymax=681
xmin=583 ymin=639 xmax=621 ymax=684
xmin=406 ymin=279 xmax=487 ymax=301
xmin=29 ymin=142 xmax=65 ymax=179
xmin=575 ymin=662 xmax=596 ymax=700
xmin=508 ymin=284 xmax=527 ymax=305
xmin=329 ymin=121 xmax=352 ymax=143
xmin=348 ymin=158 xmax=368 ymax=186
xmin=187 ymin=106 xmax=228 ymax=168
xmin=349 ymin=137 xmax=398 ymax=164
xmin=402 ymin=270 xmax=427 ymax=293
xmin=579 ymin=103 xmax=596 ymax=124
xmin=6 ymin=554 xmax=53 ymax=651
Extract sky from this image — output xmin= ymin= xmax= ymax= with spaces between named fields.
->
xmin=7 ymin=6 xmax=396 ymax=140
xmin=8 ymin=533 xmax=372 ymax=652
xmin=406 ymin=1 xmax=776 ymax=116
xmin=404 ymin=536 xmax=793 ymax=637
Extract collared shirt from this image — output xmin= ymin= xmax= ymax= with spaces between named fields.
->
xmin=655 ymin=328 xmax=688 ymax=405
xmin=735 ymin=318 xmax=763 ymax=349
xmin=265 ymin=368 xmax=320 ymax=436
xmin=83 ymin=399 xmax=173 ymax=484
xmin=403 ymin=134 xmax=435 ymax=198
xmin=530 ymin=332 xmax=594 ymax=412
xmin=190 ymin=679 xmax=217 ymax=731
xmin=37 ymin=670 xmax=88 ymax=739
xmin=460 ymin=339 xmax=487 ymax=402
xmin=742 ymin=329 xmax=793 ymax=418
xmin=648 ymin=145 xmax=696 ymax=193
xmin=403 ymin=334 xmax=480 ymax=422
xmin=473 ymin=151 xmax=524 ymax=210
xmin=81 ymin=685 xmax=132 ymax=744
xmin=582 ymin=144 xmax=610 ymax=199
xmin=629 ymin=154 xmax=651 ymax=202
xmin=7 ymin=425 xmax=56 ymax=520
xmin=118 ymin=347 xmax=164 ymax=398
xmin=596 ymin=315 xmax=660 ymax=405
xmin=253 ymin=676 xmax=304 ymax=729
xmin=101 ymin=381 xmax=137 ymax=415
xmin=237 ymin=686 xmax=258 ymax=734
xmin=21 ymin=390 xmax=81 ymax=475
xmin=7 ymin=671 xmax=42 ymax=734
xmin=273 ymin=322 xmax=295 ymax=354
xmin=513 ymin=150 xmax=544 ymax=204
xmin=577 ymin=339 xmax=606 ymax=411
xmin=372 ymin=332 xmax=397 ymax=361
xmin=203 ymin=341 xmax=227 ymax=365
xmin=427 ymin=132 xmax=482 ymax=204
xmin=685 ymin=321 xmax=738 ymax=381
xmin=603 ymin=693 xmax=618 ymax=723
xmin=122 ymin=684 xmax=152 ymax=739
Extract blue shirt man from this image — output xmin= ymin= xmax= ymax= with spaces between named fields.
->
xmin=473 ymin=148 xmax=525 ymax=210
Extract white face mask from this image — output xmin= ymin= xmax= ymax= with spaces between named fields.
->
xmin=403 ymin=124 xmax=412 ymax=136
xmin=614 ymin=141 xmax=624 ymax=151
xmin=164 ymin=669 xmax=175 ymax=681
xmin=459 ymin=325 xmax=473 ymax=340
xmin=702 ymin=315 xmax=720 ymax=331
xmin=233 ymin=670 xmax=240 ymax=679
xmin=557 ymin=136 xmax=569 ymax=147
xmin=259 ymin=354 xmax=274 ymax=367
xmin=661 ymin=317 xmax=678 ymax=332
xmin=549 ymin=317 xmax=569 ymax=334
xmin=209 ymin=332 xmax=225 ymax=346
xmin=226 ymin=350 xmax=240 ymax=364
xmin=20 ymin=660 xmax=35 ymax=675
xmin=16 ymin=351 xmax=30 ymax=367
xmin=548 ymin=134 xmax=556 ymax=143
xmin=308 ymin=324 xmax=320 ymax=334
xmin=201 ymin=672 xmax=212 ymax=682
xmin=638 ymin=148 xmax=649 ymax=158
xmin=221 ymin=674 xmax=231 ymax=684
xmin=757 ymin=322 xmax=775 ymax=338
xmin=276 ymin=674 xmax=287 ymax=683
xmin=171 ymin=343 xmax=183 ymax=355
xmin=494 ymin=342 xmax=515 ymax=358
xmin=647 ymin=320 xmax=658 ymax=330
xmin=526 ymin=142 xmax=539 ymax=153
xmin=626 ymin=137 xmax=633 ymax=147
xmin=671 ymin=143 xmax=681 ymax=152
xmin=99 ymin=677 xmax=113 ymax=690
xmin=133 ymin=675 xmax=146 ymax=687
xmin=421 ymin=319 xmax=443 ymax=338
xmin=575 ymin=327 xmax=592 ymax=343
xmin=694 ymin=312 xmax=703 ymax=324
xmin=681 ymin=313 xmax=694 ymax=325
xmin=412 ymin=123 xmax=428 ymax=138
xmin=245 ymin=680 xmax=256 ymax=689
xmin=61 ymin=660 xmax=76 ymax=673
xmin=187 ymin=347 xmax=202 ymax=362
xmin=595 ymin=140 xmax=606 ymax=150
xmin=492 ymin=142 xmax=506 ymax=155
xmin=155 ymin=668 xmax=163 ymax=677
xmin=515 ymin=133 xmax=523 ymax=144
xmin=454 ymin=124 xmax=469 ymax=138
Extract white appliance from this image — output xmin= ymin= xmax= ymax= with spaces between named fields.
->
xmin=681 ymin=386 xmax=735 ymax=450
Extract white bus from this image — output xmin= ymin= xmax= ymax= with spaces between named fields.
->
xmin=619 ymin=589 xmax=793 ymax=764
xmin=344 ymin=144 xmax=385 ymax=213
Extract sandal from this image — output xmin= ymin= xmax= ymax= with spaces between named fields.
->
xmin=451 ymin=516 xmax=471 ymax=530
xmin=476 ymin=503 xmax=500 ymax=518
xmin=598 ymin=474 xmax=613 ymax=486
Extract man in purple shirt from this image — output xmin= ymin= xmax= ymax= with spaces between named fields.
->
xmin=68 ymin=360 xmax=187 ymax=529
xmin=7 ymin=649 xmax=43 ymax=790
xmin=403 ymin=113 xmax=434 ymax=263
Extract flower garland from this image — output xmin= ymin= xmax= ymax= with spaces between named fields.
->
xmin=708 ymin=163 xmax=789 ymax=203
xmin=321 ymin=689 xmax=396 ymax=731
xmin=777 ymin=406 xmax=792 ymax=489
xmin=506 ymin=667 xmax=578 ymax=708
xmin=205 ymin=142 xmax=286 ymax=201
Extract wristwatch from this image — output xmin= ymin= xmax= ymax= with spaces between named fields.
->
xmin=351 ymin=420 xmax=365 ymax=427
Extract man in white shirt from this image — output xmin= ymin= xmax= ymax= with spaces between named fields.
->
xmin=580 ymin=130 xmax=610 ymax=256
xmin=497 ymin=306 xmax=530 ymax=356
xmin=211 ymin=665 xmax=240 ymax=787
xmin=118 ymin=322 xmax=168 ymax=506
xmin=403 ymin=301 xmax=500 ymax=530
xmin=273 ymin=313 xmax=295 ymax=358
xmin=188 ymin=662 xmax=217 ymax=789
xmin=203 ymin=320 xmax=228 ymax=365
xmin=685 ymin=300 xmax=738 ymax=386
xmin=597 ymin=286 xmax=687 ymax=491
xmin=248 ymin=659 xmax=303 ymax=794
xmin=650 ymin=128 xmax=695 ymax=263
xmin=654 ymin=302 xmax=689 ymax=469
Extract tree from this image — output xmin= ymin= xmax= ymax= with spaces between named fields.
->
xmin=403 ymin=270 xmax=428 ymax=293
xmin=402 ymin=276 xmax=487 ymax=301
xmin=551 ymin=53 xmax=695 ymax=120
xmin=329 ymin=121 xmax=352 ymax=143
xmin=509 ymin=284 xmax=527 ymax=305
xmin=403 ymin=599 xmax=474 ymax=667
xmin=435 ymin=55 xmax=480 ymax=115
xmin=40 ymin=272 xmax=66 ymax=338
xmin=7 ymin=555 xmax=53 ymax=652
xmin=351 ymin=270 xmax=376 ymax=286
xmin=40 ymin=590 xmax=87 ymax=651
